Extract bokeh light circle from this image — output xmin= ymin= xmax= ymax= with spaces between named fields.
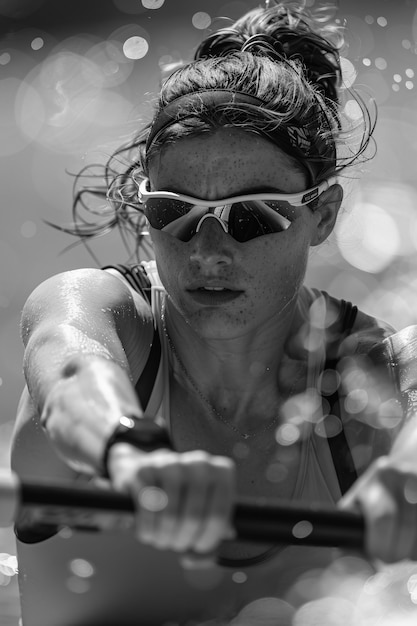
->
xmin=0 ymin=78 xmax=35 ymax=155
xmin=375 ymin=57 xmax=387 ymax=70
xmin=21 ymin=221 xmax=37 ymax=238
xmin=31 ymin=37 xmax=44 ymax=51
xmin=141 ymin=0 xmax=165 ymax=8
xmin=276 ymin=423 xmax=301 ymax=446
xmin=86 ymin=41 xmax=134 ymax=87
xmin=123 ymin=36 xmax=149 ymax=60
xmin=340 ymin=57 xmax=357 ymax=88
xmin=336 ymin=202 xmax=400 ymax=273
xmin=192 ymin=12 xmax=212 ymax=30
xmin=69 ymin=558 xmax=95 ymax=578
xmin=292 ymin=520 xmax=313 ymax=539
xmin=18 ymin=44 xmax=133 ymax=155
xmin=344 ymin=99 xmax=363 ymax=120
xmin=138 ymin=486 xmax=168 ymax=512
xmin=232 ymin=571 xmax=247 ymax=584
xmin=15 ymin=79 xmax=45 ymax=142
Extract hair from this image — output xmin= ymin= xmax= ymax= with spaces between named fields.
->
xmin=55 ymin=1 xmax=376 ymax=263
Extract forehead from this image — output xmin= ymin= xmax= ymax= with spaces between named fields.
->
xmin=148 ymin=128 xmax=308 ymax=196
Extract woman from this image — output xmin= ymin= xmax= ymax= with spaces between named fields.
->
xmin=11 ymin=1 xmax=417 ymax=623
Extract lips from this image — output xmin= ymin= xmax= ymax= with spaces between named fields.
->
xmin=186 ymin=285 xmax=244 ymax=305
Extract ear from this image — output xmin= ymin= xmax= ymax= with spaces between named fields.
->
xmin=310 ymin=183 xmax=343 ymax=246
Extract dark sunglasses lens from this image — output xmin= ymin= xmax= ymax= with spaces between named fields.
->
xmin=144 ymin=198 xmax=293 ymax=242
xmin=144 ymin=199 xmax=206 ymax=241
xmin=228 ymin=202 xmax=290 ymax=242
xmin=144 ymin=198 xmax=187 ymax=229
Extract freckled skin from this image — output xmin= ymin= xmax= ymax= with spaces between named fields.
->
xmin=148 ymin=128 xmax=318 ymax=341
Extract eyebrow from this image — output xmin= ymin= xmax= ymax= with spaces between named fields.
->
xmin=166 ymin=184 xmax=293 ymax=197
xmin=232 ymin=185 xmax=289 ymax=195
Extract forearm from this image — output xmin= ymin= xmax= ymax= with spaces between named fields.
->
xmin=36 ymin=348 xmax=142 ymax=475
xmin=23 ymin=321 xmax=130 ymax=414
xmin=22 ymin=306 xmax=143 ymax=475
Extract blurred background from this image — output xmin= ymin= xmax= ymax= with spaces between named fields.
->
xmin=0 ymin=0 xmax=416 ymax=623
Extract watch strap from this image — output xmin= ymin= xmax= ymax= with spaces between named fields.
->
xmin=102 ymin=415 xmax=172 ymax=478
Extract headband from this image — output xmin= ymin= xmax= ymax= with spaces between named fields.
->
xmin=146 ymin=90 xmax=336 ymax=177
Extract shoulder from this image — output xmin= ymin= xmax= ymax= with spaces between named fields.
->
xmin=303 ymin=290 xmax=402 ymax=461
xmin=22 ymin=268 xmax=155 ymax=382
xmin=300 ymin=286 xmax=396 ymax=356
xmin=23 ymin=267 xmax=154 ymax=326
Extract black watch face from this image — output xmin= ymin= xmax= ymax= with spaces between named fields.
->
xmin=118 ymin=417 xmax=170 ymax=450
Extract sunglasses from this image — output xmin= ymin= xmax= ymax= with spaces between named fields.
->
xmin=136 ymin=177 xmax=336 ymax=243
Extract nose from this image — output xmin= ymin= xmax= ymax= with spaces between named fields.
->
xmin=189 ymin=215 xmax=233 ymax=271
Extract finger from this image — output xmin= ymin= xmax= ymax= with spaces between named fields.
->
xmin=393 ymin=476 xmax=417 ymax=561
xmin=359 ymin=481 xmax=398 ymax=562
xmin=151 ymin=463 xmax=185 ymax=549
xmin=193 ymin=457 xmax=236 ymax=554
xmin=180 ymin=550 xmax=218 ymax=570
xmin=167 ymin=460 xmax=210 ymax=552
xmin=134 ymin=464 xmax=168 ymax=545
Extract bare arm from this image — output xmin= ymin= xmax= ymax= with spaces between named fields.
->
xmin=21 ymin=268 xmax=154 ymax=474
xmin=340 ymin=325 xmax=417 ymax=562
xmin=20 ymin=268 xmax=237 ymax=555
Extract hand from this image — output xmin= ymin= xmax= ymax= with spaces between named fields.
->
xmin=108 ymin=445 xmax=236 ymax=555
xmin=339 ymin=455 xmax=417 ymax=563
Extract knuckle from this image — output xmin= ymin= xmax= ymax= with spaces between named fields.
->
xmin=182 ymin=449 xmax=211 ymax=465
xmin=212 ymin=455 xmax=235 ymax=470
xmin=151 ymin=450 xmax=180 ymax=468
xmin=194 ymin=534 xmax=220 ymax=553
xmin=372 ymin=455 xmax=391 ymax=476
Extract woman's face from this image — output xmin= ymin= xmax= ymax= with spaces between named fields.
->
xmin=148 ymin=128 xmax=326 ymax=339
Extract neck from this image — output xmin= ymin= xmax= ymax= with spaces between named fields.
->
xmin=162 ymin=296 xmax=305 ymax=429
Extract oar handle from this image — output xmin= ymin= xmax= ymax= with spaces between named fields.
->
xmin=0 ymin=471 xmax=365 ymax=549
xmin=0 ymin=471 xmax=20 ymax=527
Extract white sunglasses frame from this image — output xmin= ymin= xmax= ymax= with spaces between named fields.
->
xmin=136 ymin=176 xmax=337 ymax=208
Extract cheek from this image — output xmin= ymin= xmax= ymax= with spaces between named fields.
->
xmin=246 ymin=232 xmax=310 ymax=299
xmin=150 ymin=231 xmax=181 ymax=287
xmin=250 ymin=228 xmax=310 ymax=276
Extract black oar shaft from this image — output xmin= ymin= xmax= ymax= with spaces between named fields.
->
xmin=11 ymin=477 xmax=364 ymax=549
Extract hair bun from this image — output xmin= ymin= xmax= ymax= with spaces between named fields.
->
xmin=240 ymin=33 xmax=287 ymax=61
xmin=194 ymin=28 xmax=246 ymax=59
xmin=195 ymin=3 xmax=343 ymax=104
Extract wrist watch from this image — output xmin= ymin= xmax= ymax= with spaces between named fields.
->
xmin=102 ymin=415 xmax=172 ymax=478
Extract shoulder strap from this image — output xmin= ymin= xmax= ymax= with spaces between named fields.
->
xmin=103 ymin=263 xmax=153 ymax=304
xmin=102 ymin=264 xmax=161 ymax=412
xmin=322 ymin=299 xmax=359 ymax=495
